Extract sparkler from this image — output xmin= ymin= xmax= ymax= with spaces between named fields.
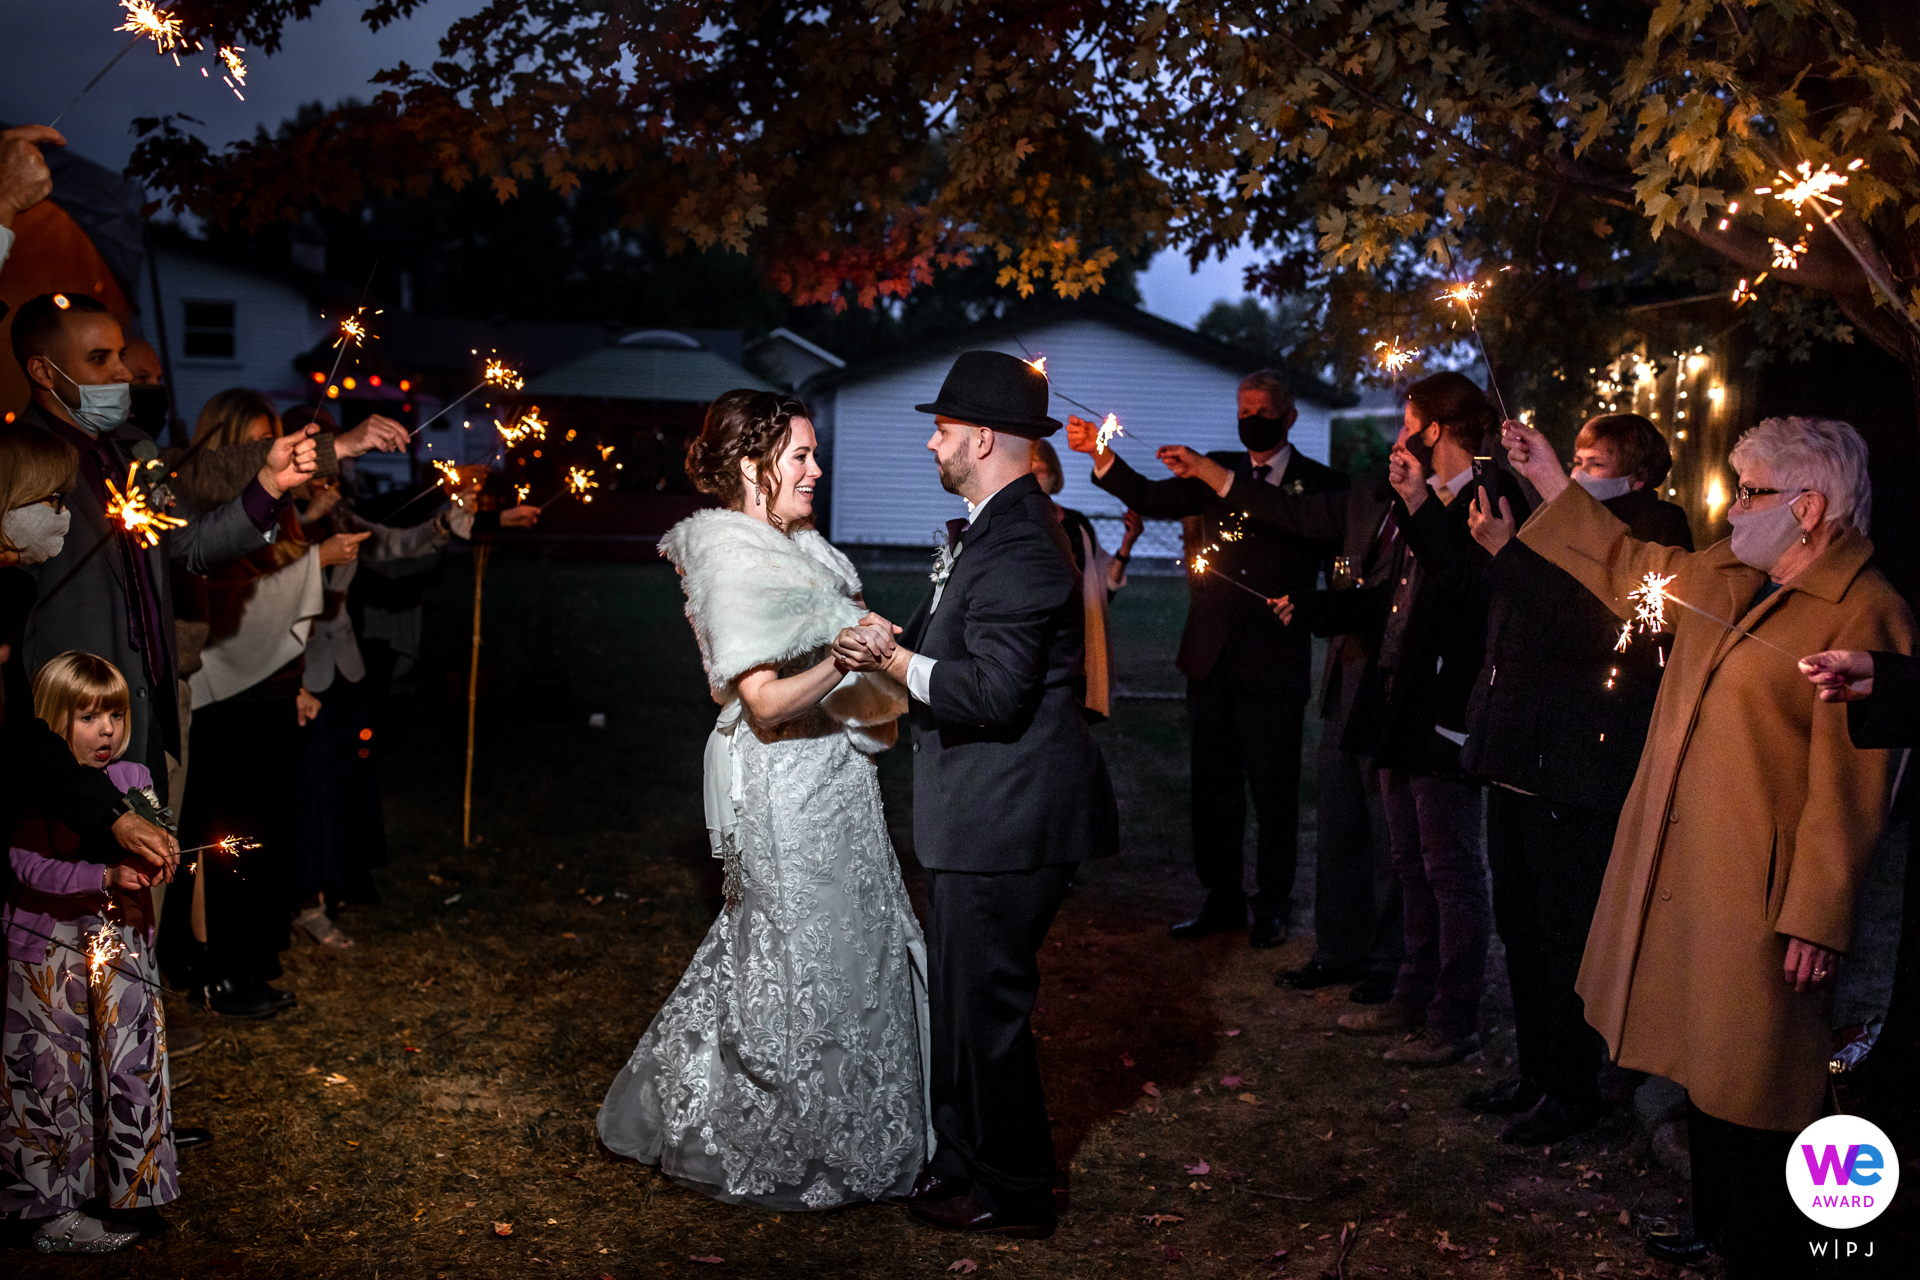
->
xmin=539 ymin=466 xmax=599 ymax=510
xmin=411 ymin=358 xmax=526 ymax=437
xmin=1374 ymin=338 xmax=1418 ymax=374
xmin=1187 ymin=546 xmax=1278 ymax=604
xmin=1436 ymin=244 xmax=1513 ymax=421
xmin=216 ymin=44 xmax=247 ymax=99
xmin=105 ymin=464 xmax=188 ymax=548
xmin=318 ymin=306 xmax=381 ymax=404
xmin=3 ymin=919 xmax=162 ymax=992
xmin=86 ymin=922 xmax=125 ymax=983
xmin=175 ymin=835 xmax=262 ymax=859
xmin=514 ymin=484 xmax=531 ymax=504
xmin=1613 ymin=571 xmax=1676 ymax=653
xmin=49 ymin=1 xmax=187 ymax=128
xmin=1011 ymin=340 xmax=1152 ymax=449
xmin=1746 ymin=156 xmax=1920 ymax=339
xmin=1564 ymin=545 xmax=1799 ymax=662
xmin=497 ymin=407 xmax=548 ymax=448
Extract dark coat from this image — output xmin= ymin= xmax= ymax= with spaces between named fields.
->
xmin=0 ymin=568 xmax=131 ymax=898
xmin=1093 ymin=448 xmax=1348 ymax=695
xmin=1223 ymin=475 xmax=1395 ymax=734
xmin=1294 ymin=468 xmax=1531 ymax=774
xmin=11 ymin=402 xmax=274 ymax=776
xmin=901 ymin=474 xmax=1118 ymax=873
xmin=1847 ymin=650 xmax=1920 ymax=749
xmin=1459 ymin=487 xmax=1693 ymax=807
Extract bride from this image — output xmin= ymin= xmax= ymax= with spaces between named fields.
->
xmin=598 ymin=390 xmax=930 ymax=1209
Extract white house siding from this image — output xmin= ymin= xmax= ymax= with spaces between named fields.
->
xmin=822 ymin=314 xmax=1333 ymax=546
xmin=136 ymin=247 xmax=326 ymax=431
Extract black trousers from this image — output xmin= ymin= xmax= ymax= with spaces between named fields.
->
xmin=1310 ymin=733 xmax=1402 ymax=972
xmin=1688 ymin=1101 xmax=1814 ymax=1278
xmin=925 ymin=862 xmax=1077 ymax=1221
xmin=1188 ymin=673 xmax=1307 ymax=914
xmin=1485 ymin=788 xmax=1612 ymax=1106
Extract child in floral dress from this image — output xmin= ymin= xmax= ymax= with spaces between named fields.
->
xmin=2 ymin=652 xmax=177 ymax=1253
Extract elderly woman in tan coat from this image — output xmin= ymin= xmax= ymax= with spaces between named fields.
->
xmin=1501 ymin=415 xmax=1913 ymax=1275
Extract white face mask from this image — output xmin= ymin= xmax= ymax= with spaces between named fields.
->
xmin=4 ymin=503 xmax=71 ymax=564
xmin=1572 ymin=472 xmax=1634 ymax=502
xmin=49 ymin=362 xmax=131 ymax=434
xmin=1727 ymin=490 xmax=1807 ymax=573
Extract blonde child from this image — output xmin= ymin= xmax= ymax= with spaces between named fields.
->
xmin=1 ymin=652 xmax=178 ymax=1253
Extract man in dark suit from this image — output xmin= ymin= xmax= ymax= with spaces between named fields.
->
xmin=835 ymin=350 xmax=1118 ymax=1240
xmin=1065 ymin=372 xmax=1347 ymax=947
xmin=10 ymin=292 xmax=317 ymax=783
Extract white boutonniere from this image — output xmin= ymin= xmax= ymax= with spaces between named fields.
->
xmin=930 ymin=531 xmax=958 ymax=585
xmin=1288 ymin=477 xmax=1306 ymax=495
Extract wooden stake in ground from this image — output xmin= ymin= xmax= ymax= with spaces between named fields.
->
xmin=463 ymin=537 xmax=492 ymax=848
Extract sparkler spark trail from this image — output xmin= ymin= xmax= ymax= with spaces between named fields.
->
xmin=86 ymin=922 xmax=125 ymax=983
xmin=176 ymin=835 xmax=262 ymax=859
xmin=1374 ymin=338 xmax=1417 ymax=374
xmin=1613 ymin=571 xmax=1676 ymax=653
xmin=105 ymin=465 xmax=187 ymax=548
xmin=1009 ymin=337 xmax=1148 ymax=446
xmin=538 ymin=467 xmax=601 ymax=511
xmin=1188 ymin=545 xmax=1278 ymax=604
xmin=1563 ymin=545 xmax=1799 ymax=662
xmin=1026 ymin=356 xmax=1047 ymax=376
xmin=497 ymin=407 xmax=548 ymax=448
xmin=3 ymin=919 xmax=162 ymax=992
xmin=412 ymin=357 xmax=526 ymax=437
xmin=514 ymin=484 xmax=531 ymax=504
xmin=1094 ymin=413 xmax=1124 ymax=452
xmin=118 ymin=1 xmax=185 ymax=53
xmin=217 ymin=44 xmax=247 ymax=98
xmin=1436 ymin=246 xmax=1512 ymax=421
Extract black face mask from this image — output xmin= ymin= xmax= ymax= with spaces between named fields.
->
xmin=1238 ymin=413 xmax=1287 ymax=453
xmin=129 ymin=385 xmax=170 ymax=438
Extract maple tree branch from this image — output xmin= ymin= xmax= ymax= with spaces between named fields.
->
xmin=1492 ymin=0 xmax=1641 ymax=53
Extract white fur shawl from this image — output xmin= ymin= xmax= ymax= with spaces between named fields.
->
xmin=659 ymin=509 xmax=904 ymax=748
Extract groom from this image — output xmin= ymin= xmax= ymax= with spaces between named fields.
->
xmin=834 ymin=350 xmax=1118 ymax=1239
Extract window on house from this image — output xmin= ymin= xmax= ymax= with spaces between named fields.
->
xmin=182 ymin=301 xmax=236 ymax=358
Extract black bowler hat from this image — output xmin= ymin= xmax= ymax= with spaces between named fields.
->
xmin=914 ymin=350 xmax=1061 ymax=438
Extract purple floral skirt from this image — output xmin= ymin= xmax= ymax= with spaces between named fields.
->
xmin=1 ymin=909 xmax=179 ymax=1216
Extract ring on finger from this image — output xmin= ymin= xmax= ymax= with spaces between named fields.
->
xmin=1813 ymin=968 xmax=1829 ymax=981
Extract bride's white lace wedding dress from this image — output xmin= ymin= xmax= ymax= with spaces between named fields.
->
xmin=598 ymin=510 xmax=931 ymax=1209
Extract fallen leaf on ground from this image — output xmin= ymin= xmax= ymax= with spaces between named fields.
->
xmin=1618 ymin=1210 xmax=1631 ymax=1226
xmin=463 ymin=1201 xmax=477 ymax=1208
xmin=1239 ymin=1093 xmax=1260 ymax=1104
xmin=1121 ymin=1053 xmax=1137 ymax=1068
xmin=1486 ymin=1201 xmax=1505 ymax=1213
xmin=444 ymin=894 xmax=462 ymax=905
xmin=404 ymin=1046 xmax=421 ymax=1053
xmin=1220 ymin=1075 xmax=1243 ymax=1088
xmin=493 ymin=1222 xmax=513 ymax=1237
xmin=561 ymin=932 xmax=578 ymax=940
xmin=948 ymin=1262 xmax=978 ymax=1274
xmin=322 ymin=1073 xmax=349 ymax=1086
xmin=301 ymin=1066 xmax=319 ymax=1075
xmin=1142 ymin=1082 xmax=1161 ymax=1097
xmin=587 ymin=895 xmax=605 ymax=906
xmin=1225 ymin=1028 xmax=1242 ymax=1037
xmin=1185 ymin=1159 xmax=1210 ymax=1175
xmin=1142 ymin=1214 xmax=1184 ymax=1227
xmin=689 ymin=1256 xmax=724 ymax=1265
xmin=412 ymin=1206 xmax=428 ymax=1221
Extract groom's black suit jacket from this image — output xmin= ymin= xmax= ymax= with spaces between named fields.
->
xmin=902 ymin=473 xmax=1119 ymax=873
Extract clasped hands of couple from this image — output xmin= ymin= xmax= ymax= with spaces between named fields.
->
xmin=832 ymin=614 xmax=909 ymax=682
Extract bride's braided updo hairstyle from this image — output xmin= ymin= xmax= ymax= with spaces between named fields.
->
xmin=685 ymin=390 xmax=811 ymax=526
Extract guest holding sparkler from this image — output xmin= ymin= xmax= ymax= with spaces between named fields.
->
xmin=1504 ymin=414 xmax=1912 ymax=1272
xmin=6 ymin=293 xmax=318 ymax=786
xmin=1030 ymin=439 xmax=1141 ymax=717
xmin=1276 ymin=373 xmax=1523 ymax=1066
xmin=1067 ymin=371 xmax=1347 ymax=948
xmin=1434 ymin=413 xmax=1692 ymax=1144
xmin=157 ymin=392 xmax=357 ymax=1019
xmin=2 ymin=652 xmax=180 ymax=1253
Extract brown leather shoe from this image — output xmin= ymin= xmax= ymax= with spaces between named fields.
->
xmin=906 ymin=1193 xmax=1056 ymax=1239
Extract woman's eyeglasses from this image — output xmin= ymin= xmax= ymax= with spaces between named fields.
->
xmin=33 ymin=492 xmax=66 ymax=514
xmin=1735 ymin=485 xmax=1781 ymax=510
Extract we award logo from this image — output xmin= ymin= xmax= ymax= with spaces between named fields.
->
xmin=1787 ymin=1115 xmax=1899 ymax=1231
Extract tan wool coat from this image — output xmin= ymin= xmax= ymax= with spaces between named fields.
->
xmin=1520 ymin=483 xmax=1914 ymax=1131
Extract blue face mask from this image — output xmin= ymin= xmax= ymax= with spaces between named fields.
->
xmin=51 ymin=363 xmax=131 ymax=434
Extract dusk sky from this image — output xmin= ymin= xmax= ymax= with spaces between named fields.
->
xmin=1 ymin=0 xmax=1262 ymax=327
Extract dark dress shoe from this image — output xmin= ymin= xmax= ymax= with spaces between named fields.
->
xmin=173 ymin=1127 xmax=214 ymax=1152
xmin=196 ymin=979 xmax=276 ymax=1020
xmin=901 ymin=1171 xmax=965 ymax=1204
xmin=1276 ymin=959 xmax=1369 ymax=990
xmin=247 ymin=979 xmax=297 ymax=1011
xmin=1459 ymin=1074 xmax=1543 ymax=1115
xmin=906 ymin=1193 xmax=1056 ymax=1239
xmin=1644 ymin=1227 xmax=1712 ymax=1266
xmin=1248 ymin=913 xmax=1287 ymax=949
xmin=1347 ymin=972 xmax=1396 ymax=1005
xmin=1499 ymin=1095 xmax=1600 ymax=1146
xmin=1169 ymin=901 xmax=1247 ymax=940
